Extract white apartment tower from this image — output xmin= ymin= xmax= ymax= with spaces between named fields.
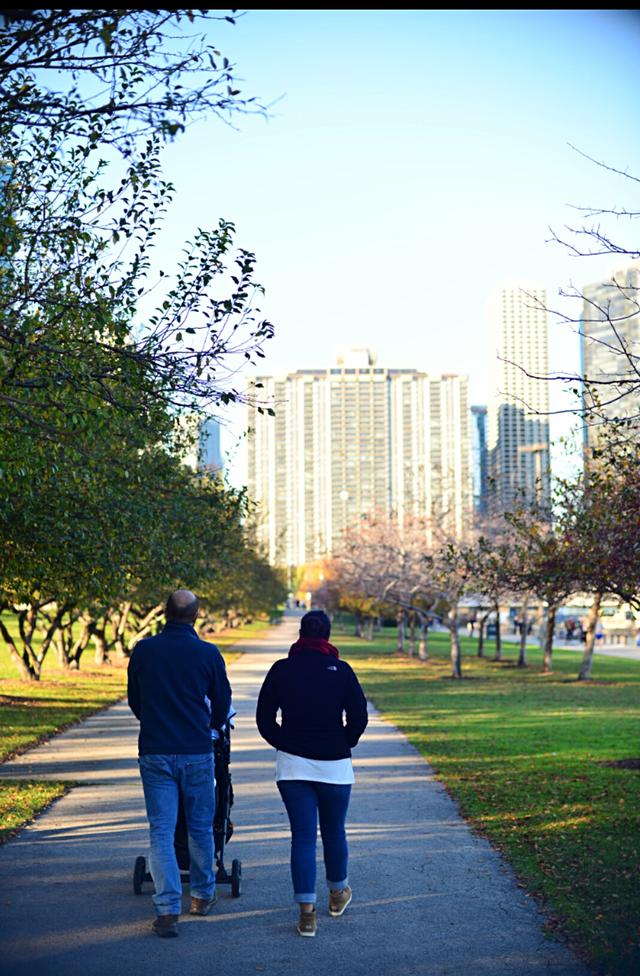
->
xmin=581 ymin=265 xmax=640 ymax=452
xmin=247 ymin=351 xmax=472 ymax=568
xmin=487 ymin=286 xmax=550 ymax=512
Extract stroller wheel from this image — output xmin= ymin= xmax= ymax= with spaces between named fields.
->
xmin=133 ymin=855 xmax=146 ymax=895
xmin=231 ymin=859 xmax=242 ymax=898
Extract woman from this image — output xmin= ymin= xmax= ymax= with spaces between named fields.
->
xmin=256 ymin=609 xmax=368 ymax=937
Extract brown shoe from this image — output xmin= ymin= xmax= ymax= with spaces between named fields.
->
xmin=152 ymin=914 xmax=179 ymax=938
xmin=329 ymin=885 xmax=352 ymax=917
xmin=297 ymin=905 xmax=317 ymax=937
xmin=189 ymin=894 xmax=217 ymax=916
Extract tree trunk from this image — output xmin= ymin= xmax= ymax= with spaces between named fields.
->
xmin=67 ymin=617 xmax=93 ymax=669
xmin=543 ymin=603 xmax=557 ymax=674
xmin=113 ymin=601 xmax=132 ymax=660
xmin=449 ymin=613 xmax=462 ymax=678
xmin=578 ymin=593 xmax=602 ymax=681
xmin=396 ymin=609 xmax=405 ymax=652
xmin=0 ymin=616 xmax=38 ymax=680
xmin=517 ymin=596 xmax=529 ymax=668
xmin=127 ymin=604 xmax=164 ymax=653
xmin=354 ymin=612 xmax=363 ymax=638
xmin=20 ymin=603 xmax=68 ymax=679
xmin=408 ymin=613 xmax=416 ymax=657
xmin=418 ymin=621 xmax=429 ymax=661
xmin=493 ymin=602 xmax=502 ymax=661
xmin=476 ymin=613 xmax=488 ymax=658
xmin=93 ymin=626 xmax=109 ymax=665
xmin=54 ymin=630 xmax=72 ymax=670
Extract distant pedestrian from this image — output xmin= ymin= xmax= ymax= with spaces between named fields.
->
xmin=127 ymin=589 xmax=232 ymax=938
xmin=256 ymin=610 xmax=368 ymax=938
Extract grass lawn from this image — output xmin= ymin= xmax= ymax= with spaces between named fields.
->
xmin=335 ymin=623 xmax=640 ymax=976
xmin=0 ymin=613 xmax=272 ymax=843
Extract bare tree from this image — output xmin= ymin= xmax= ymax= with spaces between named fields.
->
xmin=503 ymin=146 xmax=640 ymax=443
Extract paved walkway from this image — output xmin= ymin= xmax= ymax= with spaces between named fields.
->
xmin=0 ymin=612 xmax=592 ymax=976
xmin=496 ymin=632 xmax=640 ymax=662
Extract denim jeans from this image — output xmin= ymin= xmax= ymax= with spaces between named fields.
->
xmin=277 ymin=780 xmax=352 ymax=903
xmin=139 ymin=753 xmax=215 ymax=916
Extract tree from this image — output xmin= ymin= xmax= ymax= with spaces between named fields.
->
xmin=505 ymin=507 xmax=577 ymax=675
xmin=0 ymin=9 xmax=276 ymax=457
xmin=560 ymin=438 xmax=640 ymax=680
xmin=0 ymin=9 xmax=282 ymax=676
xmin=0 ymin=423 xmax=251 ymax=678
xmin=466 ymin=515 xmax=519 ymax=662
xmin=0 ymin=10 xmax=264 ymax=149
xmin=506 ymin=147 xmax=639 ymax=442
xmin=329 ymin=512 xmax=435 ymax=652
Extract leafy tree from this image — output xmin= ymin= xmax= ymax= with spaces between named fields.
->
xmin=0 ymin=9 xmax=263 ymax=148
xmin=560 ymin=439 xmax=640 ymax=680
xmin=505 ymin=504 xmax=578 ymax=675
xmin=0 ymin=7 xmax=275 ymax=458
xmin=198 ymin=543 xmax=288 ymax=632
xmin=0 ymin=9 xmax=282 ymax=677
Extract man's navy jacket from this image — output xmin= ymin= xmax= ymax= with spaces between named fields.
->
xmin=127 ymin=621 xmax=232 ymax=756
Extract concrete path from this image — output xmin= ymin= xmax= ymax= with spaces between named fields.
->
xmin=0 ymin=611 xmax=592 ymax=976
xmin=495 ymin=632 xmax=640 ymax=662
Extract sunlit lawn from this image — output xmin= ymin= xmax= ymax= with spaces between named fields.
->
xmin=335 ymin=622 xmax=640 ymax=976
xmin=0 ymin=613 xmax=269 ymax=842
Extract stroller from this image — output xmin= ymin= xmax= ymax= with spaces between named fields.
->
xmin=133 ymin=721 xmax=242 ymax=899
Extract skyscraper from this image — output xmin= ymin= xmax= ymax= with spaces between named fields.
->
xmin=487 ymin=285 xmax=550 ymax=513
xmin=176 ymin=414 xmax=224 ymax=476
xmin=199 ymin=417 xmax=224 ymax=476
xmin=581 ymin=265 xmax=640 ymax=453
xmin=470 ymin=405 xmax=488 ymax=518
xmin=247 ymin=350 xmax=472 ymax=568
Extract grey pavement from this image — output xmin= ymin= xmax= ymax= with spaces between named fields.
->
xmin=441 ymin=625 xmax=640 ymax=662
xmin=0 ymin=611 xmax=593 ymax=976
xmin=496 ymin=632 xmax=640 ymax=661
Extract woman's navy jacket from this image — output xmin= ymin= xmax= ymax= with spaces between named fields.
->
xmin=256 ymin=649 xmax=368 ymax=761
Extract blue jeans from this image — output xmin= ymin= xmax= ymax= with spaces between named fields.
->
xmin=139 ymin=753 xmax=215 ymax=916
xmin=277 ymin=780 xmax=352 ymax=903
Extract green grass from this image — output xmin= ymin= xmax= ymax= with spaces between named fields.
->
xmin=335 ymin=623 xmax=640 ymax=976
xmin=0 ymin=780 xmax=72 ymax=843
xmin=0 ymin=613 xmax=272 ymax=842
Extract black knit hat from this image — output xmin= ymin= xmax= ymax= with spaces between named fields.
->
xmin=299 ymin=610 xmax=331 ymax=639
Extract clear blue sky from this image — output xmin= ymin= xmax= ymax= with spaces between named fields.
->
xmin=150 ymin=9 xmax=640 ymax=478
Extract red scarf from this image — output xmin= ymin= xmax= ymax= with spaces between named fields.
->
xmin=288 ymin=636 xmax=340 ymax=659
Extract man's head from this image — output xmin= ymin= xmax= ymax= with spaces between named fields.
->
xmin=166 ymin=589 xmax=199 ymax=625
xmin=299 ymin=609 xmax=331 ymax=640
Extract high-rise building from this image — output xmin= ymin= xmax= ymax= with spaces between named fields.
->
xmin=487 ymin=285 xmax=550 ymax=512
xmin=581 ymin=265 xmax=640 ymax=453
xmin=176 ymin=414 xmax=224 ymax=476
xmin=470 ymin=405 xmax=488 ymax=518
xmin=199 ymin=417 xmax=224 ymax=476
xmin=247 ymin=349 xmax=472 ymax=568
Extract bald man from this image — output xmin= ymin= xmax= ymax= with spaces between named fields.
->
xmin=128 ymin=589 xmax=232 ymax=938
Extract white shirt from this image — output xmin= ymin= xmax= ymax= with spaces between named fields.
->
xmin=275 ymin=750 xmax=355 ymax=785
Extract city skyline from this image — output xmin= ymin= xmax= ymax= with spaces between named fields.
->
xmin=140 ymin=10 xmax=640 ymax=489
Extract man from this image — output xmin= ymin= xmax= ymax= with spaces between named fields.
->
xmin=128 ymin=589 xmax=232 ymax=938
